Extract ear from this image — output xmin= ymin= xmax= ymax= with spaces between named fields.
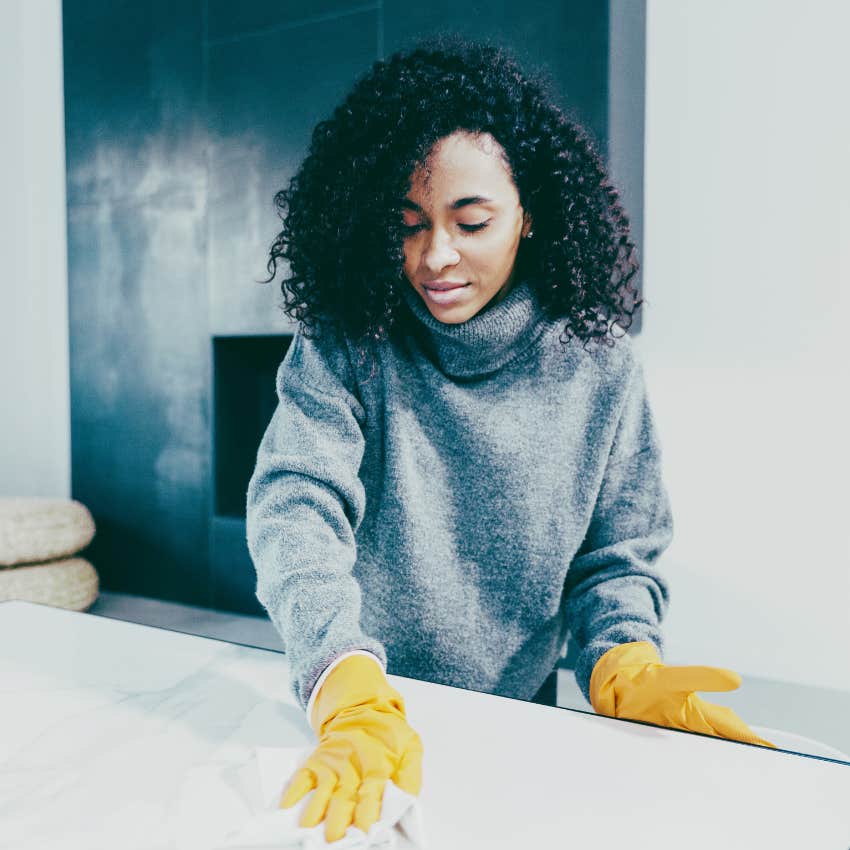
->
xmin=521 ymin=211 xmax=533 ymax=238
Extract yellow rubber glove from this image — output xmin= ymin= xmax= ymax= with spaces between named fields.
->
xmin=279 ymin=655 xmax=424 ymax=843
xmin=589 ymin=641 xmax=776 ymax=748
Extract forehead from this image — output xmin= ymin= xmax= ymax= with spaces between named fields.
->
xmin=407 ymin=131 xmax=517 ymax=203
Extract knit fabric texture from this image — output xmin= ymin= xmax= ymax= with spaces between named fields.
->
xmin=246 ymin=278 xmax=674 ymax=711
xmin=0 ymin=498 xmax=95 ymax=567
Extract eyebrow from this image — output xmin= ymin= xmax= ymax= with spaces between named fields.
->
xmin=401 ymin=195 xmax=495 ymax=212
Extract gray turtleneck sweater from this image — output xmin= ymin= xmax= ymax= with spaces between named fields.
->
xmin=246 ymin=280 xmax=673 ymax=711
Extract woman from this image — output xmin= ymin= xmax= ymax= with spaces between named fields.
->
xmin=246 ymin=35 xmax=773 ymax=843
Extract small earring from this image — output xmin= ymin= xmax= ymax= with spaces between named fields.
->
xmin=525 ymin=229 xmax=534 ymax=239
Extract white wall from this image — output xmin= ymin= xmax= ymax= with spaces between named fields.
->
xmin=641 ymin=1 xmax=849 ymax=691
xmin=0 ymin=0 xmax=70 ymax=498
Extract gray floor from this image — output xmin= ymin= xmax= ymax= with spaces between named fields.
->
xmin=88 ymin=590 xmax=286 ymax=652
xmin=87 ymin=591 xmax=850 ymax=760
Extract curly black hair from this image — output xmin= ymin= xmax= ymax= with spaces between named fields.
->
xmin=263 ymin=34 xmax=642 ymax=351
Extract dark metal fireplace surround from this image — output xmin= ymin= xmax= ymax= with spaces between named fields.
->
xmin=65 ymin=0 xmax=644 ymax=623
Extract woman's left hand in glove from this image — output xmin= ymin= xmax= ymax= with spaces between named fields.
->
xmin=589 ymin=641 xmax=776 ymax=748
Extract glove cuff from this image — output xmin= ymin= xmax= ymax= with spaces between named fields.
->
xmin=311 ymin=654 xmax=405 ymax=734
xmin=589 ymin=640 xmax=661 ymax=715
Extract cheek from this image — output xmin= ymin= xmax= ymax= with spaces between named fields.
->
xmin=402 ymin=242 xmax=420 ymax=278
xmin=491 ymin=227 xmax=521 ymax=263
xmin=402 ymin=244 xmax=415 ymax=266
xmin=474 ymin=230 xmax=514 ymax=270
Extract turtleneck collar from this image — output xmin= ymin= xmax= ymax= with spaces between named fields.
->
xmin=399 ymin=278 xmax=552 ymax=378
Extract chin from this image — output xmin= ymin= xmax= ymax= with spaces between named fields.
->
xmin=434 ymin=312 xmax=472 ymax=325
xmin=426 ymin=302 xmax=479 ymax=324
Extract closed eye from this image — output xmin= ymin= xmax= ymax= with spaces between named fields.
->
xmin=400 ymin=220 xmax=491 ymax=235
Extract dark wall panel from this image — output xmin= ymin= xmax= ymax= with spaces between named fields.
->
xmin=64 ymin=1 xmax=640 ymax=617
xmin=64 ymin=0 xmax=207 ymax=205
xmin=65 ymin=0 xmax=211 ymax=606
xmin=205 ymin=8 xmax=379 ymax=335
xmin=382 ymin=0 xmax=610 ymax=158
xmin=206 ymin=0 xmax=365 ymax=42
xmin=64 ymin=1 xmax=381 ymax=611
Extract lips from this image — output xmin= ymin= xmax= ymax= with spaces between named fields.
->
xmin=423 ymin=281 xmax=469 ymax=291
xmin=421 ymin=283 xmax=470 ymax=306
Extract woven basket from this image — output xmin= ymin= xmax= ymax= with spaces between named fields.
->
xmin=0 ymin=498 xmax=95 ymax=567
xmin=0 ymin=556 xmax=99 ymax=611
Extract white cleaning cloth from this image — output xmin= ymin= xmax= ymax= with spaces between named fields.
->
xmin=174 ymin=746 xmax=426 ymax=850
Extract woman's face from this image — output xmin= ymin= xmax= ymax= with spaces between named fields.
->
xmin=401 ymin=131 xmax=532 ymax=324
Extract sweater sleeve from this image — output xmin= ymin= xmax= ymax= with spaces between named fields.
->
xmin=564 ymin=353 xmax=674 ymax=703
xmin=246 ymin=326 xmax=387 ymax=711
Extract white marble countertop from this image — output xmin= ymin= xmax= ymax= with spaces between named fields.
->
xmin=1 ymin=599 xmax=848 ymax=849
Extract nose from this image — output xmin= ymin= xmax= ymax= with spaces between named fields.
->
xmin=422 ymin=226 xmax=461 ymax=273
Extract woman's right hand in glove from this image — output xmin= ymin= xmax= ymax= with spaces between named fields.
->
xmin=279 ymin=654 xmax=424 ymax=843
